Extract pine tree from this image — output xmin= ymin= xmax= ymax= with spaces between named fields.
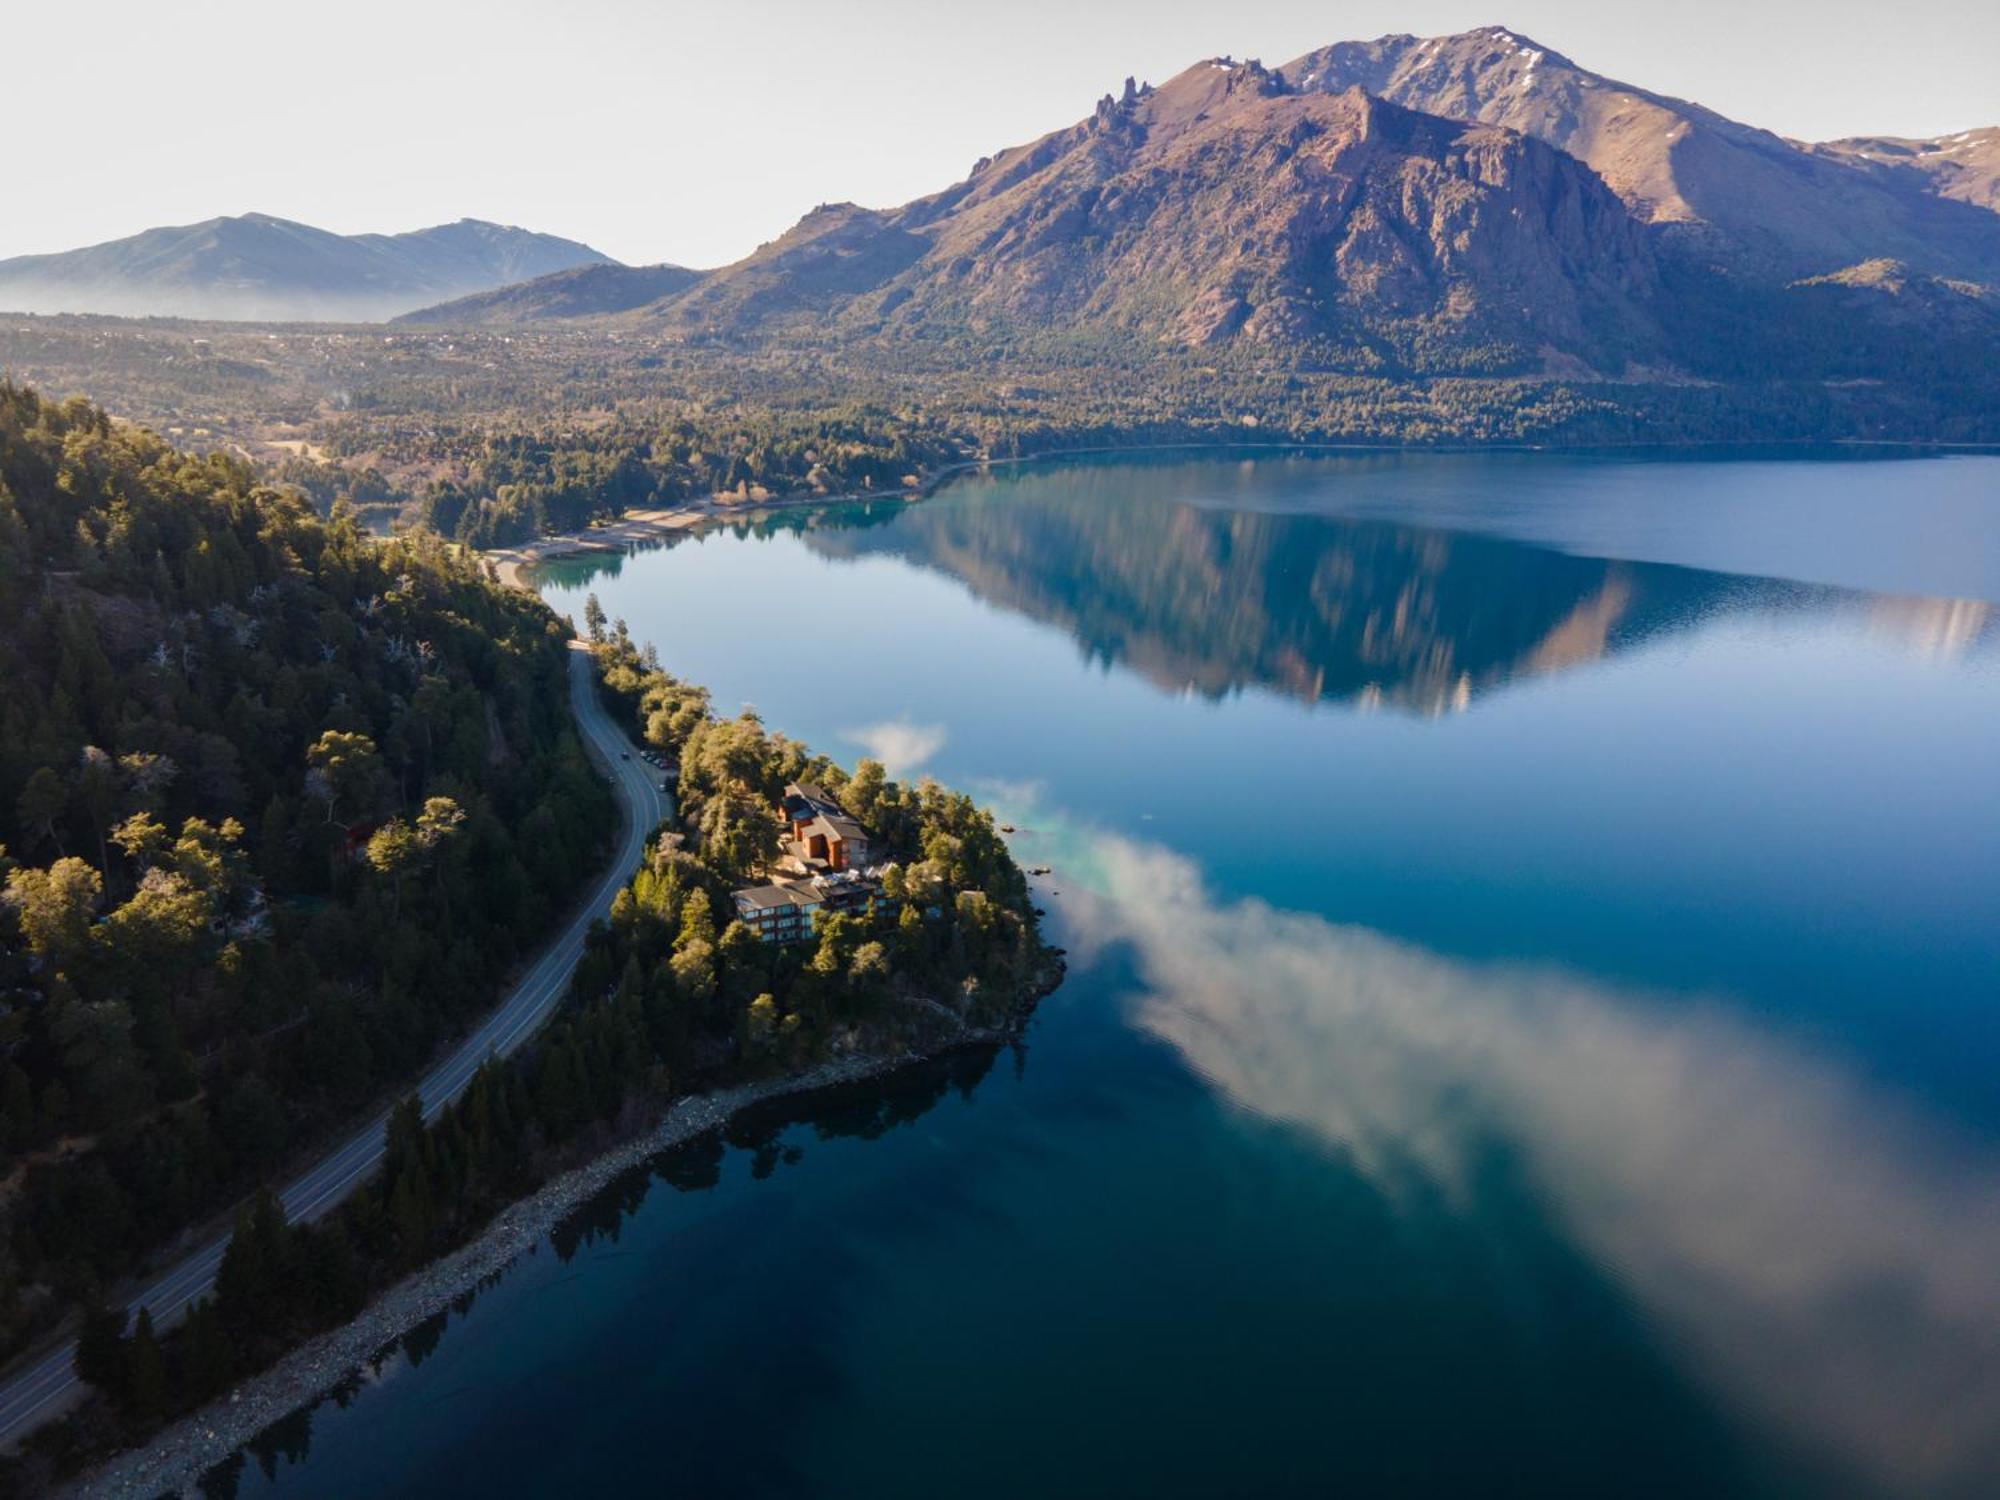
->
xmin=534 ymin=1036 xmax=584 ymax=1141
xmin=303 ymin=1223 xmax=364 ymax=1322
xmin=388 ymin=1157 xmax=436 ymax=1263
xmin=182 ymin=1296 xmax=234 ymax=1398
xmin=126 ymin=1306 xmax=167 ymax=1421
xmin=73 ymin=1296 xmax=129 ymax=1398
xmin=214 ymin=1189 xmax=291 ymax=1341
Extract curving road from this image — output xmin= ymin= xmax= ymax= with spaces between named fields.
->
xmin=0 ymin=642 xmax=667 ymax=1448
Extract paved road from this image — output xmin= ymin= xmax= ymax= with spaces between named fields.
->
xmin=0 ymin=642 xmax=667 ymax=1448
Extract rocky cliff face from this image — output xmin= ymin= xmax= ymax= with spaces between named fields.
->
xmin=1281 ymin=28 xmax=2000 ymax=282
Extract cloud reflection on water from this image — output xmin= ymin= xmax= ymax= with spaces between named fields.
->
xmin=1058 ymin=832 xmax=2000 ymax=1495
xmin=842 ymin=716 xmax=947 ymax=776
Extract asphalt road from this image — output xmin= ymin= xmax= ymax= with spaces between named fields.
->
xmin=0 ymin=642 xmax=667 ymax=1448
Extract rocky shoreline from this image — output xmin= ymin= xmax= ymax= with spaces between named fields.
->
xmin=62 ymin=971 xmax=1060 ymax=1500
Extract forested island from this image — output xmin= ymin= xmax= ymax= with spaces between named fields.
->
xmin=0 ymin=383 xmax=1053 ymax=1494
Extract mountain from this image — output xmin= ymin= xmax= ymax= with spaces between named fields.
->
xmin=11 ymin=28 xmax=1992 ymax=408
xmin=1809 ymin=128 xmax=2000 ymax=213
xmin=640 ymin=63 xmax=1675 ymax=375
xmin=396 ymin=261 xmax=705 ymax=325
xmin=0 ymin=214 xmax=614 ymax=322
xmin=1280 ymin=28 xmax=2000 ymax=282
xmin=588 ymin=41 xmax=1994 ymax=386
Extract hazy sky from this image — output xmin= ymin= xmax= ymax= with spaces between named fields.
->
xmin=9 ymin=0 xmax=1996 ymax=267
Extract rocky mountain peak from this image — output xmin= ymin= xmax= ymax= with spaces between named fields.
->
xmin=1282 ymin=27 xmax=2000 ymax=280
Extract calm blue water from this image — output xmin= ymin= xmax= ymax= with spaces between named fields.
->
xmin=227 ymin=452 xmax=2000 ymax=1499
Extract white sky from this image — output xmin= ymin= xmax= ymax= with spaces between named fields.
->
xmin=7 ymin=0 xmax=1996 ymax=267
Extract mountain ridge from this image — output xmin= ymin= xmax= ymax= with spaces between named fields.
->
xmin=619 ymin=65 xmax=1680 ymax=377
xmin=393 ymin=261 xmax=704 ymax=325
xmin=1279 ymin=27 xmax=2000 ymax=280
xmin=0 ymin=213 xmax=614 ymax=322
xmin=389 ymin=27 xmax=1997 ymax=397
xmin=1807 ymin=128 xmax=2000 ymax=214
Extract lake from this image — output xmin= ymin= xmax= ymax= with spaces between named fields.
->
xmin=224 ymin=451 xmax=1999 ymax=1499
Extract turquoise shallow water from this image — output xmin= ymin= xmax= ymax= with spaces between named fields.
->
xmin=228 ymin=451 xmax=1999 ymax=1499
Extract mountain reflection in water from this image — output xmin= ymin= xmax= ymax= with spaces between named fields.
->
xmin=785 ymin=474 xmax=1992 ymax=713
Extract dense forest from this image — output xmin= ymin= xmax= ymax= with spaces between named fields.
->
xmin=415 ymin=407 xmax=965 ymax=548
xmin=14 ymin=608 xmax=1050 ymax=1495
xmin=0 ymin=385 xmax=615 ymax=1396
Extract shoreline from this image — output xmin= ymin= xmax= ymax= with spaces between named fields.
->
xmin=486 ymin=502 xmax=717 ymax=589
xmin=64 ymin=972 xmax=1060 ymax=1500
xmin=483 ymin=433 xmax=1998 ymax=590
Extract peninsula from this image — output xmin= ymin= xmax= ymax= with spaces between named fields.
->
xmin=0 ymin=387 xmax=1055 ymax=1496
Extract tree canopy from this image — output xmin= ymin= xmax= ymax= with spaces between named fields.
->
xmin=0 ymin=383 xmax=614 ymax=1380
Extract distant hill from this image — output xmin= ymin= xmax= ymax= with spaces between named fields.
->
xmin=0 ymin=214 xmax=615 ymax=322
xmin=396 ymin=261 xmax=704 ymax=325
xmin=1280 ymin=28 xmax=2000 ymax=282
xmin=1789 ymin=258 xmax=2000 ymax=351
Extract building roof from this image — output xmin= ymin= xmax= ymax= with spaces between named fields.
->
xmin=732 ymin=870 xmax=883 ymax=915
xmin=784 ymin=781 xmax=851 ymax=824
xmin=732 ymin=879 xmax=823 ymax=913
xmin=805 ymin=812 xmax=868 ymax=846
xmin=815 ymin=869 xmax=880 ymax=895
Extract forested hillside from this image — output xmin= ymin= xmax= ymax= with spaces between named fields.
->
xmin=12 ymin=613 xmax=1050 ymax=1494
xmin=0 ymin=385 xmax=614 ymax=1369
